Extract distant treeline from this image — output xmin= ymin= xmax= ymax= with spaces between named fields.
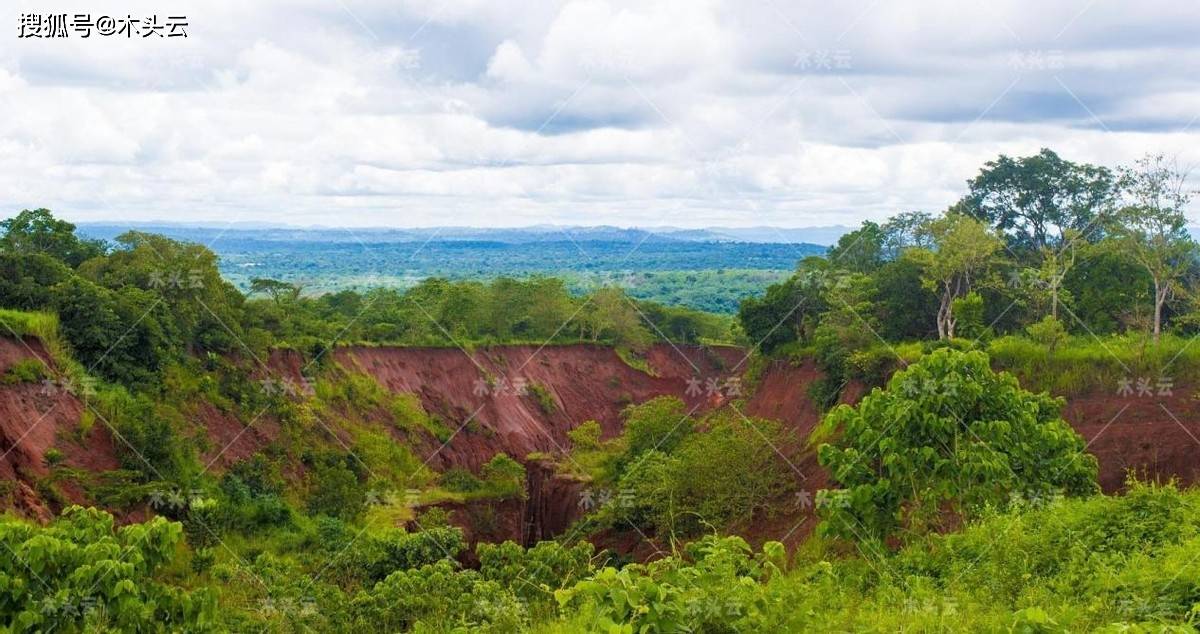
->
xmin=0 ymin=209 xmax=732 ymax=387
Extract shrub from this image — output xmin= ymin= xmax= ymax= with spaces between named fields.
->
xmin=481 ymin=453 xmax=526 ymax=499
xmin=306 ymin=453 xmax=368 ymax=521
xmin=439 ymin=468 xmax=483 ymax=493
xmin=817 ymin=347 xmax=1099 ymax=543
xmin=528 ymin=382 xmax=558 ymax=414
xmin=1 ymin=357 xmax=48 ymax=384
xmin=0 ymin=507 xmax=216 ymax=631
xmin=568 ymin=420 xmax=603 ymax=450
xmin=350 ymin=561 xmax=525 ymax=632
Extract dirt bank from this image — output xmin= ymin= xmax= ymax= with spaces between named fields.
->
xmin=3 ymin=335 xmax=1200 ymax=545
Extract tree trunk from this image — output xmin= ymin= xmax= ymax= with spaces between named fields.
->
xmin=1153 ymin=278 xmax=1166 ymax=343
xmin=937 ymin=285 xmax=952 ymax=340
xmin=1050 ymin=280 xmax=1059 ymax=320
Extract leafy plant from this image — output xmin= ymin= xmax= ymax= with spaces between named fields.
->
xmin=817 ymin=347 xmax=1099 ymax=542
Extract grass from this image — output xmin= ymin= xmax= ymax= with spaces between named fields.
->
xmin=527 ymin=382 xmax=558 ymax=414
xmin=987 ymin=332 xmax=1200 ymax=395
xmin=0 ymin=308 xmax=94 ymax=397
xmin=616 ymin=346 xmax=659 ymax=376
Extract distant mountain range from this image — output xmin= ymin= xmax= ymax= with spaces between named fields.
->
xmin=75 ymin=222 xmax=852 ymax=247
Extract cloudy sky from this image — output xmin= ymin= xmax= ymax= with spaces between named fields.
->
xmin=2 ymin=0 xmax=1199 ymax=228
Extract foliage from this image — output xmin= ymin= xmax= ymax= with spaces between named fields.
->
xmin=817 ymin=348 xmax=1099 ymax=542
xmin=305 ymin=452 xmax=369 ymax=521
xmin=1106 ymin=153 xmax=1197 ymax=341
xmin=0 ymin=506 xmax=216 ymax=632
xmin=958 ymin=148 xmax=1115 ymax=256
xmin=2 ymin=358 xmax=47 ymax=384
xmin=554 ymin=536 xmax=785 ymax=633
xmin=527 ymin=382 xmax=558 ymax=414
xmin=350 ymin=560 xmax=526 ymax=632
xmin=0 ymin=208 xmax=106 ymax=268
xmin=478 ymin=539 xmax=595 ymax=608
xmin=481 ymin=453 xmax=527 ymax=499
xmin=567 ymin=420 xmax=602 ymax=450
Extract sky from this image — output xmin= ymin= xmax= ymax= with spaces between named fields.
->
xmin=2 ymin=0 xmax=1199 ymax=229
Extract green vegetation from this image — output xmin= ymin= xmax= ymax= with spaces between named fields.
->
xmin=4 ymin=146 xmax=1200 ymax=631
xmin=817 ymin=348 xmax=1098 ymax=542
xmin=740 ymin=149 xmax=1199 ymax=406
xmin=0 ymin=506 xmax=216 ymax=631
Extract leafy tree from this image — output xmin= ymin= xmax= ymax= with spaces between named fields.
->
xmin=0 ymin=507 xmax=216 ymax=631
xmin=620 ymin=396 xmax=693 ymax=460
xmin=478 ymin=539 xmax=595 ymax=607
xmin=880 ymin=211 xmax=934 ymax=259
xmin=306 ymin=453 xmax=368 ymax=521
xmin=1062 ymin=249 xmax=1151 ymax=334
xmin=949 ymin=291 xmax=986 ymax=340
xmin=1107 ymin=154 xmax=1197 ymax=341
xmin=826 ymin=221 xmax=885 ymax=273
xmin=737 ymin=257 xmax=829 ymax=353
xmin=79 ymin=231 xmax=247 ymax=353
xmin=906 ymin=214 xmax=1003 ymax=339
xmin=663 ymin=412 xmax=797 ymax=534
xmin=582 ymin=286 xmax=652 ymax=350
xmin=50 ymin=276 xmax=174 ymax=384
xmin=959 ymin=148 xmax=1115 ymax=257
xmin=0 ymin=252 xmax=71 ymax=310
xmin=872 ymin=257 xmax=938 ymax=340
xmin=817 ymin=348 xmax=1098 ymax=542
xmin=0 ymin=208 xmax=106 ymax=267
xmin=249 ymin=277 xmax=301 ymax=304
xmin=350 ymin=560 xmax=524 ymax=632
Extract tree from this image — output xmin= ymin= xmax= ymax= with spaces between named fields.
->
xmin=249 ymin=277 xmax=301 ymax=304
xmin=906 ymin=214 xmax=1003 ymax=339
xmin=880 ymin=211 xmax=934 ymax=259
xmin=959 ymin=148 xmax=1115 ymax=257
xmin=1107 ymin=154 xmax=1197 ymax=342
xmin=581 ymin=287 xmax=652 ymax=350
xmin=0 ymin=252 xmax=71 ymax=310
xmin=0 ymin=208 xmax=106 ymax=267
xmin=80 ymin=231 xmax=247 ymax=353
xmin=0 ymin=507 xmax=216 ymax=631
xmin=826 ymin=221 xmax=885 ymax=273
xmin=817 ymin=348 xmax=1098 ymax=542
xmin=736 ymin=257 xmax=829 ymax=353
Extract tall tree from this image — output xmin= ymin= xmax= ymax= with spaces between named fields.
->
xmin=907 ymin=214 xmax=1003 ymax=339
xmin=0 ymin=208 xmax=106 ymax=267
xmin=880 ymin=211 xmax=934 ymax=259
xmin=1108 ymin=154 xmax=1197 ymax=342
xmin=826 ymin=221 xmax=885 ymax=272
xmin=959 ymin=149 xmax=1115 ymax=256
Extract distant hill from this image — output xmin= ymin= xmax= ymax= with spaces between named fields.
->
xmin=74 ymin=222 xmax=830 ymax=314
xmin=76 ymin=223 xmax=849 ymax=246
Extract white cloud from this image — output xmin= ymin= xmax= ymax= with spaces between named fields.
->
xmin=1 ymin=0 xmax=1199 ymax=228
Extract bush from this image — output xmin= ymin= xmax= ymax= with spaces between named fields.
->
xmin=306 ymin=453 xmax=368 ymax=521
xmin=528 ymin=382 xmax=557 ymax=414
xmin=481 ymin=453 xmax=526 ymax=499
xmin=439 ymin=468 xmax=484 ymax=493
xmin=568 ymin=420 xmax=603 ymax=449
xmin=350 ymin=560 xmax=525 ymax=632
xmin=0 ymin=507 xmax=216 ymax=631
xmin=1 ymin=357 xmax=47 ymax=384
xmin=817 ymin=347 xmax=1099 ymax=542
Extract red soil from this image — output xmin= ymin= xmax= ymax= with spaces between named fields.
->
xmin=330 ymin=344 xmax=743 ymax=472
xmin=2 ymin=334 xmax=1199 ymax=550
xmin=0 ymin=337 xmax=119 ymax=518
